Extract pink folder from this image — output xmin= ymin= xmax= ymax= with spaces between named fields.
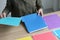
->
xmin=32 ymin=32 xmax=57 ymax=40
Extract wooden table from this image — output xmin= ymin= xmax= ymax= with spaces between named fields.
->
xmin=0 ymin=11 xmax=60 ymax=40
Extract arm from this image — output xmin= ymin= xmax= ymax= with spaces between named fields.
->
xmin=2 ymin=0 xmax=11 ymax=14
xmin=0 ymin=0 xmax=11 ymax=18
xmin=36 ymin=0 xmax=43 ymax=16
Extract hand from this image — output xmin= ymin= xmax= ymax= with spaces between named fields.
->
xmin=37 ymin=8 xmax=43 ymax=16
xmin=0 ymin=12 xmax=6 ymax=18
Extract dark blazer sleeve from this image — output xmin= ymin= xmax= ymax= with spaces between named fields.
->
xmin=2 ymin=0 xmax=11 ymax=14
xmin=36 ymin=0 xmax=42 ymax=10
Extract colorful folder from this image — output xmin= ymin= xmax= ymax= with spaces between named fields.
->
xmin=32 ymin=32 xmax=57 ymax=40
xmin=44 ymin=14 xmax=60 ymax=30
xmin=22 ymin=13 xmax=47 ymax=33
xmin=0 ymin=17 xmax=22 ymax=26
xmin=53 ymin=29 xmax=60 ymax=38
xmin=16 ymin=36 xmax=32 ymax=40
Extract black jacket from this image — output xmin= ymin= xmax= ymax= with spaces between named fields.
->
xmin=2 ymin=0 xmax=42 ymax=17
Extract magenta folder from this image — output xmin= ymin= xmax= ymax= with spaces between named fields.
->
xmin=32 ymin=32 xmax=57 ymax=40
xmin=43 ymin=14 xmax=60 ymax=30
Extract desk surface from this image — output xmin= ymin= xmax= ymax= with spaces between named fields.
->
xmin=0 ymin=11 xmax=60 ymax=40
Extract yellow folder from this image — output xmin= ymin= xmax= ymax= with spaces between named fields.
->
xmin=16 ymin=36 xmax=32 ymax=40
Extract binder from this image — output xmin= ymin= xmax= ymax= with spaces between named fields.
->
xmin=53 ymin=29 xmax=60 ymax=38
xmin=22 ymin=13 xmax=47 ymax=33
xmin=0 ymin=17 xmax=22 ymax=26
xmin=44 ymin=14 xmax=60 ymax=30
xmin=32 ymin=32 xmax=57 ymax=40
xmin=16 ymin=36 xmax=32 ymax=40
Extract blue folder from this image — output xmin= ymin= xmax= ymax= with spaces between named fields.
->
xmin=53 ymin=29 xmax=60 ymax=38
xmin=22 ymin=13 xmax=47 ymax=33
xmin=0 ymin=17 xmax=22 ymax=26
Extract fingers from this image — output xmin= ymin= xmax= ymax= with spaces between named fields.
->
xmin=40 ymin=10 xmax=43 ymax=16
xmin=0 ymin=14 xmax=3 ymax=18
xmin=37 ymin=8 xmax=43 ymax=17
xmin=0 ymin=13 xmax=6 ymax=18
xmin=37 ymin=10 xmax=43 ymax=16
xmin=3 ymin=13 xmax=6 ymax=17
xmin=38 ymin=11 xmax=42 ymax=16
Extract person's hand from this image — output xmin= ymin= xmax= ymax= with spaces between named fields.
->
xmin=0 ymin=12 xmax=6 ymax=18
xmin=37 ymin=8 xmax=43 ymax=17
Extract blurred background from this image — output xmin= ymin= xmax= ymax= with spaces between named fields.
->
xmin=0 ymin=0 xmax=60 ymax=16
